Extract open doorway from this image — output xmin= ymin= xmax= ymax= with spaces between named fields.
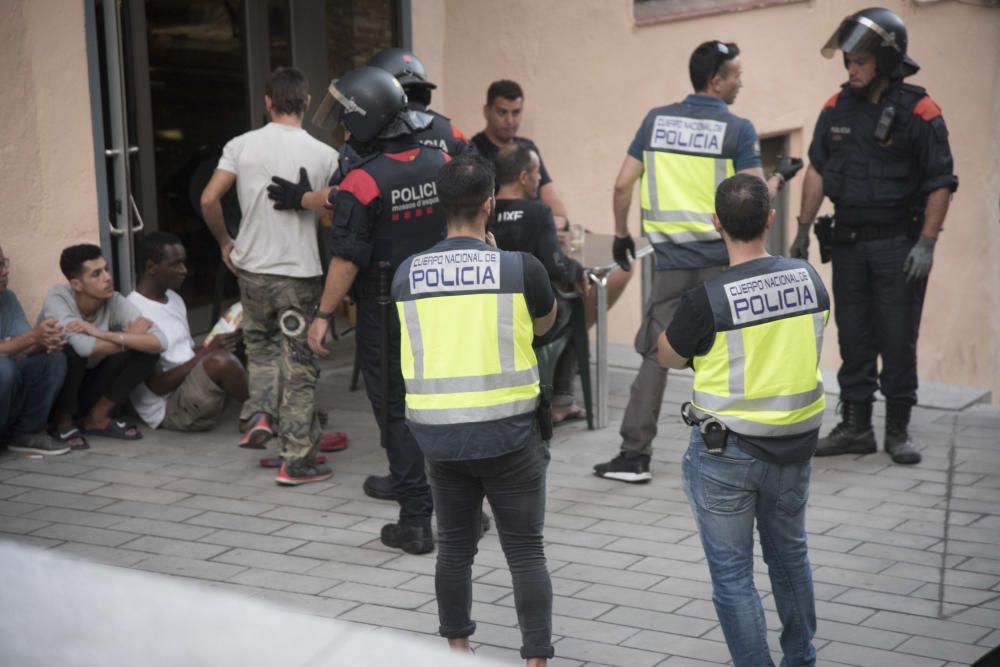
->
xmin=89 ymin=0 xmax=403 ymax=333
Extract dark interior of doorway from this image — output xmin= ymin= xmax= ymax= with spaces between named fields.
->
xmin=107 ymin=0 xmax=400 ymax=333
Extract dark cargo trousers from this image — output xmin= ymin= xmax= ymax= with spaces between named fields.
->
xmin=619 ymin=265 xmax=726 ymax=457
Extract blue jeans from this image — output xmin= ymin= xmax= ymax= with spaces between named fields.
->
xmin=0 ymin=353 xmax=68 ymax=440
xmin=427 ymin=440 xmax=553 ymax=660
xmin=682 ymin=428 xmax=816 ymax=667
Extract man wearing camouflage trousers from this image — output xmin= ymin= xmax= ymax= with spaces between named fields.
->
xmin=201 ymin=67 xmax=340 ymax=485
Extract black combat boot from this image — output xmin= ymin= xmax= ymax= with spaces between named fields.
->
xmin=815 ymin=401 xmax=877 ymax=456
xmin=884 ymin=401 xmax=922 ymax=465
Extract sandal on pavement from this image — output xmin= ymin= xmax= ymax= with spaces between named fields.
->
xmin=54 ymin=427 xmax=90 ymax=450
xmin=81 ymin=420 xmax=143 ymax=441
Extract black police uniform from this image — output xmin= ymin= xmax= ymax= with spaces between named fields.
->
xmin=330 ymin=106 xmax=465 ymax=186
xmin=808 ymin=82 xmax=957 ymax=406
xmin=329 ymin=138 xmax=449 ymax=528
xmin=408 ymin=101 xmax=468 ymax=156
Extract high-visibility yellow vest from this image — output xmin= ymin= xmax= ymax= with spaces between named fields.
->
xmin=393 ymin=242 xmax=539 ymax=440
xmin=635 ymin=97 xmax=755 ymax=267
xmin=689 ymin=257 xmax=830 ymax=437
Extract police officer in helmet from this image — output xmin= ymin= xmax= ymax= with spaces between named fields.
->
xmin=367 ymin=47 xmax=469 ymax=156
xmin=792 ymin=7 xmax=958 ymax=465
xmin=302 ymin=65 xmax=446 ymax=553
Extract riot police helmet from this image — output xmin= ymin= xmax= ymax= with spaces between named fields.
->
xmin=366 ymin=48 xmax=437 ymax=90
xmin=311 ymin=66 xmax=407 ymax=144
xmin=821 ymin=7 xmax=918 ymax=79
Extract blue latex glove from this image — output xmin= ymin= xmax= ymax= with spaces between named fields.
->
xmin=902 ymin=235 xmax=936 ymax=283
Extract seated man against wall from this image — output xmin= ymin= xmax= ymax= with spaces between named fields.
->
xmin=470 ymin=80 xmax=570 ymax=227
xmin=0 ymin=244 xmax=70 ymax=456
xmin=43 ymin=244 xmax=166 ymax=448
xmin=490 ymin=143 xmax=588 ymax=423
xmin=128 ymin=232 xmax=248 ymax=433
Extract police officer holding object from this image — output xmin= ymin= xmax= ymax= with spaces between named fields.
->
xmin=393 ymin=155 xmax=557 ymax=665
xmin=595 ymin=41 xmax=803 ymax=483
xmin=658 ymin=174 xmax=829 ymax=667
xmin=791 ymin=8 xmax=957 ymax=465
xmin=305 ymin=66 xmax=446 ymax=553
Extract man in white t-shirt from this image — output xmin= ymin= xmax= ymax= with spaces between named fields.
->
xmin=129 ymin=233 xmax=248 ymax=432
xmin=201 ymin=67 xmax=341 ymax=486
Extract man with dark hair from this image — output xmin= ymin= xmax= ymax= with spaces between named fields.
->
xmin=393 ymin=154 xmax=557 ymax=664
xmin=42 ymin=244 xmax=166 ymax=448
xmin=595 ymin=40 xmax=803 ymax=483
xmin=792 ymin=8 xmax=958 ymax=465
xmin=128 ymin=232 xmax=249 ymax=433
xmin=0 ymin=244 xmax=70 ymax=456
xmin=657 ymin=173 xmax=828 ymax=667
xmin=491 ymin=143 xmax=590 ymax=423
xmin=470 ymin=79 xmax=571 ymax=229
xmin=201 ymin=66 xmax=343 ymax=485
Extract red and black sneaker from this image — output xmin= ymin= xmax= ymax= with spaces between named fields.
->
xmin=275 ymin=460 xmax=333 ymax=486
xmin=239 ymin=413 xmax=276 ymax=449
xmin=318 ymin=431 xmax=348 ymax=452
xmin=259 ymin=454 xmax=326 ymax=469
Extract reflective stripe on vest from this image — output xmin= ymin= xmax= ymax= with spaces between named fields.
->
xmin=691 ymin=311 xmax=828 ymax=437
xmin=398 ymin=292 xmax=539 ymax=426
xmin=641 ymin=150 xmax=733 ymax=246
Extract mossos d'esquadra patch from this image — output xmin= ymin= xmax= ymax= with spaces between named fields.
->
xmin=725 ymin=268 xmax=817 ymax=325
xmin=650 ymin=115 xmax=727 ymax=155
xmin=409 ymin=249 xmax=501 ymax=295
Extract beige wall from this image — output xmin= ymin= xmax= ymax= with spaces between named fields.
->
xmin=0 ymin=0 xmax=99 ymax=322
xmin=416 ymin=0 xmax=1000 ymax=401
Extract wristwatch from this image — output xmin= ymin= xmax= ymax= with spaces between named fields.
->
xmin=315 ymin=309 xmax=333 ymax=321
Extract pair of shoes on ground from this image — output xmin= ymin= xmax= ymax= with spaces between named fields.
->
xmin=366 ymin=474 xmax=490 ymax=543
xmin=814 ymin=401 xmax=922 ymax=465
xmin=6 ymin=432 xmax=72 ymax=456
xmin=240 ymin=413 xmax=348 ymax=453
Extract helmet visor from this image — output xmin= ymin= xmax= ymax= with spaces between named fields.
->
xmin=311 ymin=80 xmax=369 ymax=129
xmin=821 ymin=16 xmax=902 ymax=58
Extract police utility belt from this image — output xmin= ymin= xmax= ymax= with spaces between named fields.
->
xmin=681 ymin=402 xmax=729 ymax=455
xmin=813 ymin=215 xmax=917 ymax=264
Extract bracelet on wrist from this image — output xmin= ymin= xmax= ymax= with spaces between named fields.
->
xmin=315 ymin=310 xmax=333 ymax=321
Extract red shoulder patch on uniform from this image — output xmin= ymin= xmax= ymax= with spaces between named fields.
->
xmin=823 ymin=92 xmax=839 ymax=110
xmin=384 ymin=148 xmax=421 ymax=163
xmin=914 ymin=96 xmax=942 ymax=121
xmin=338 ymin=168 xmax=379 ymax=206
xmin=452 ymin=125 xmax=467 ymax=141
xmin=441 ymin=151 xmax=452 ymax=163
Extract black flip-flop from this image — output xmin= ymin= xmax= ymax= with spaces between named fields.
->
xmin=55 ymin=427 xmax=90 ymax=450
xmin=81 ymin=420 xmax=143 ymax=441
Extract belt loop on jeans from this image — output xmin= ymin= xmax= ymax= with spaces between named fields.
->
xmin=681 ymin=402 xmax=730 ymax=455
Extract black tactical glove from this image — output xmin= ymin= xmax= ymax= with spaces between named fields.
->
xmin=612 ymin=234 xmax=636 ymax=272
xmin=775 ymin=156 xmax=804 ymax=185
xmin=267 ymin=167 xmax=312 ymax=211
xmin=789 ymin=223 xmax=811 ymax=260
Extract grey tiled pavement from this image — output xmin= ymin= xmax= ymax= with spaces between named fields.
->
xmin=1 ymin=338 xmax=998 ymax=666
